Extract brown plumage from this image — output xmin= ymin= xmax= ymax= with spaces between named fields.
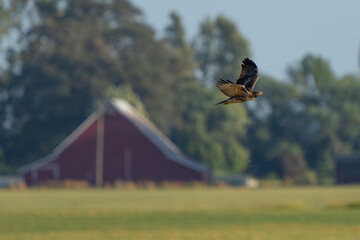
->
xmin=215 ymin=58 xmax=263 ymax=105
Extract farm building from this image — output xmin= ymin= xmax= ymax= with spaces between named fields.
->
xmin=20 ymin=99 xmax=210 ymax=186
xmin=334 ymin=155 xmax=360 ymax=184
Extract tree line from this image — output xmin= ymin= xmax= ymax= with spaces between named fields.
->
xmin=1 ymin=0 xmax=359 ymax=184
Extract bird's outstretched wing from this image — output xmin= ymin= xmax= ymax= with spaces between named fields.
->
xmin=236 ymin=58 xmax=259 ymax=92
xmin=216 ymin=79 xmax=249 ymax=97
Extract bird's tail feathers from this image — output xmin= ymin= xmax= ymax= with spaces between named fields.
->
xmin=215 ymin=98 xmax=231 ymax=105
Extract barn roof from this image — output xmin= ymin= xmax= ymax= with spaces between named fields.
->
xmin=19 ymin=99 xmax=208 ymax=174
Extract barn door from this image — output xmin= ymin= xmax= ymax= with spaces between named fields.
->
xmin=124 ymin=147 xmax=132 ymax=181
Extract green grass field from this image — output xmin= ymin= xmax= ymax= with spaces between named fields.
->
xmin=0 ymin=186 xmax=360 ymax=240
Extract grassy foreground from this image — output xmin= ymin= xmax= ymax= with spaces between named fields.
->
xmin=0 ymin=186 xmax=360 ymax=240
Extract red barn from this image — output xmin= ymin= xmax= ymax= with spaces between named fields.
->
xmin=20 ymin=99 xmax=210 ymax=186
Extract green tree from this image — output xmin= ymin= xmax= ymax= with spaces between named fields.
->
xmin=246 ymin=54 xmax=353 ymax=184
xmin=0 ymin=0 xmax=28 ymax=171
xmin=193 ymin=16 xmax=251 ymax=84
xmin=178 ymin=110 xmax=227 ymax=172
xmin=165 ymin=14 xmax=250 ymax=174
xmin=331 ymin=75 xmax=360 ymax=153
xmin=1 ymin=0 xmax=119 ymax=167
xmin=288 ymin=55 xmax=336 ymax=94
xmin=0 ymin=0 xmax=189 ymax=168
xmin=245 ymin=75 xmax=302 ymax=178
xmin=270 ymin=141 xmax=308 ymax=182
xmin=0 ymin=148 xmax=12 ymax=174
xmin=100 ymin=84 xmax=148 ymax=117
xmin=165 ymin=12 xmax=187 ymax=50
xmin=316 ymin=150 xmax=334 ymax=185
xmin=170 ymin=78 xmax=250 ymax=174
xmin=0 ymin=0 xmax=27 ymax=40
xmin=161 ymin=12 xmax=197 ymax=132
xmin=286 ymin=55 xmax=339 ymax=173
xmin=223 ymin=141 xmax=249 ymax=174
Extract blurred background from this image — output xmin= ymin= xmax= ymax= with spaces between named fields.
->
xmin=1 ymin=1 xmax=360 ymax=239
xmin=1 ymin=0 xmax=360 ymax=185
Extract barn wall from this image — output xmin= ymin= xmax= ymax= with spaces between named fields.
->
xmin=54 ymin=120 xmax=98 ymax=184
xmin=23 ymin=121 xmax=98 ymax=185
xmin=102 ymin=111 xmax=204 ymax=184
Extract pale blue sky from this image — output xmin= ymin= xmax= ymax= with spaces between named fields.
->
xmin=132 ymin=0 xmax=360 ymax=80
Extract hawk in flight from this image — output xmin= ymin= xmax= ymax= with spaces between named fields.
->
xmin=215 ymin=58 xmax=263 ymax=105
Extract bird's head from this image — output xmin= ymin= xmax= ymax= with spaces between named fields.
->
xmin=254 ymin=91 xmax=263 ymax=98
